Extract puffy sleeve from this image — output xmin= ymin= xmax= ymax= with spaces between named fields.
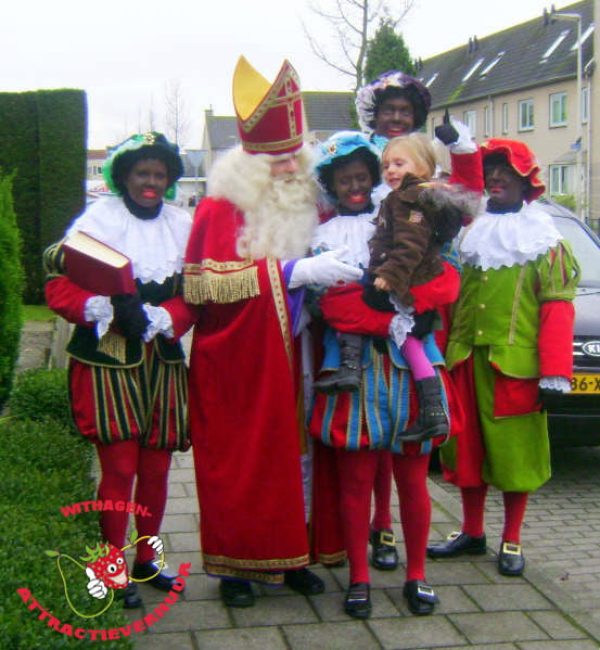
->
xmin=537 ymin=241 xmax=580 ymax=379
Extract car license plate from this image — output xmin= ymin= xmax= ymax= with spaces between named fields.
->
xmin=570 ymin=374 xmax=600 ymax=394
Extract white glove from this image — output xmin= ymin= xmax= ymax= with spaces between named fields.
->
xmin=148 ymin=535 xmax=164 ymax=555
xmin=388 ymin=307 xmax=415 ymax=350
xmin=84 ymin=295 xmax=114 ymax=339
xmin=288 ymin=248 xmax=363 ymax=289
xmin=142 ymin=305 xmax=174 ymax=341
xmin=539 ymin=376 xmax=571 ymax=393
xmin=447 ymin=118 xmax=477 ymax=154
xmin=85 ymin=567 xmax=108 ymax=599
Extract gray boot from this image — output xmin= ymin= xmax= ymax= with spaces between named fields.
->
xmin=401 ymin=376 xmax=449 ymax=442
xmin=314 ymin=333 xmax=362 ymax=394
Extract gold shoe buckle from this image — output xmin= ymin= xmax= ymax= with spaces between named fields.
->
xmin=501 ymin=542 xmax=522 ymax=556
xmin=447 ymin=531 xmax=462 ymax=541
xmin=379 ymin=531 xmax=396 ymax=546
xmin=417 ymin=585 xmax=435 ymax=598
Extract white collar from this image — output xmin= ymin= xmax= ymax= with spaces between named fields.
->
xmin=459 ymin=201 xmax=563 ymax=271
xmin=67 ymin=197 xmax=192 ymax=284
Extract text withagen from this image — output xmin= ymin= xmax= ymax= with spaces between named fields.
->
xmin=60 ymin=500 xmax=151 ymax=518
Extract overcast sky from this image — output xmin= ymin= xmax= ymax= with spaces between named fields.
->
xmin=3 ymin=0 xmax=560 ymax=148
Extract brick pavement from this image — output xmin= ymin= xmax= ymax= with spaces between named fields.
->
xmin=130 ymin=450 xmax=600 ymax=650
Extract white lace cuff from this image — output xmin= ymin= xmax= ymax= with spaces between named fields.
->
xmin=142 ymin=305 xmax=174 ymax=342
xmin=84 ymin=295 xmax=114 ymax=339
xmin=388 ymin=307 xmax=415 ymax=350
xmin=539 ymin=376 xmax=571 ymax=393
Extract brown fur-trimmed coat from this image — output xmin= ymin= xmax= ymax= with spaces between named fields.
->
xmin=367 ymin=173 xmax=471 ymax=306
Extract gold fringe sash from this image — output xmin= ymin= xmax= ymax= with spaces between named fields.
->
xmin=97 ymin=332 xmax=127 ymax=364
xmin=184 ymin=260 xmax=260 ymax=304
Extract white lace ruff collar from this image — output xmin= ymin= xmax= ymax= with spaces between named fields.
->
xmin=459 ymin=201 xmax=563 ymax=271
xmin=66 ymin=197 xmax=192 ymax=284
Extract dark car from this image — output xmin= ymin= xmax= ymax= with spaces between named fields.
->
xmin=537 ymin=199 xmax=600 ymax=447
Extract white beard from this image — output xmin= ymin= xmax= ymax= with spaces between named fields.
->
xmin=208 ymin=146 xmax=318 ymax=259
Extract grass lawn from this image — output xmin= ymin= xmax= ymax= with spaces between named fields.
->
xmin=23 ymin=304 xmax=56 ymax=322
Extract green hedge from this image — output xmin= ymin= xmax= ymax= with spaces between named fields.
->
xmin=0 ymin=172 xmax=24 ymax=410
xmin=9 ymin=368 xmax=74 ymax=432
xmin=0 ymin=368 xmax=133 ymax=649
xmin=0 ymin=90 xmax=86 ymax=303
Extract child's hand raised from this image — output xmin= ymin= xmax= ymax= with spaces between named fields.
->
xmin=374 ymin=277 xmax=391 ymax=292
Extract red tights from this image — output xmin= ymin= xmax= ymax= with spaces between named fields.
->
xmin=95 ymin=440 xmax=172 ymax=564
xmin=336 ymin=449 xmax=431 ymax=584
xmin=461 ymin=485 xmax=529 ymax=543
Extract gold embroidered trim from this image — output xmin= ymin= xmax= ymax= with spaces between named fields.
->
xmin=243 ymin=135 xmax=303 ymax=153
xmin=203 ymin=552 xmax=309 ymax=571
xmin=267 ymin=258 xmax=292 ymax=366
xmin=204 ymin=563 xmax=285 ymax=584
xmin=318 ymin=550 xmax=347 ymax=565
xmin=185 ymin=259 xmax=255 ymax=273
xmin=97 ymin=332 xmax=127 ymax=364
xmin=184 ymin=266 xmax=260 ymax=304
xmin=240 ymin=64 xmax=301 ymax=132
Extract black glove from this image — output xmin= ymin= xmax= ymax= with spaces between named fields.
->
xmin=538 ymin=387 xmax=562 ymax=411
xmin=110 ymin=294 xmax=150 ymax=340
xmin=434 ymin=108 xmax=459 ymax=146
xmin=411 ymin=310 xmax=437 ymax=339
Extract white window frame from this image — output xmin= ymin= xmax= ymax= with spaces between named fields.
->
xmin=463 ymin=110 xmax=477 ymax=138
xmin=501 ymin=103 xmax=509 ymax=134
xmin=549 ymin=92 xmax=567 ymax=127
xmin=483 ymin=105 xmax=491 ymax=137
xmin=518 ymin=99 xmax=534 ymax=131
xmin=582 ymin=86 xmax=589 ymax=124
xmin=549 ymin=164 xmax=574 ymax=195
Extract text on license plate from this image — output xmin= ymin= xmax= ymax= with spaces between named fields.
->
xmin=570 ymin=374 xmax=600 ymax=394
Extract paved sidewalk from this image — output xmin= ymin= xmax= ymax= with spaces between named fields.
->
xmin=131 ymin=452 xmax=600 ymax=650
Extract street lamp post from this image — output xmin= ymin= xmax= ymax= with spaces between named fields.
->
xmin=550 ymin=6 xmax=583 ymax=219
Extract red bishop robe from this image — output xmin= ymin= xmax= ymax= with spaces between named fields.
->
xmin=166 ymin=197 xmax=310 ymax=583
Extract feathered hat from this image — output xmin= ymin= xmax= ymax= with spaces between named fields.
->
xmin=315 ymin=130 xmax=381 ymax=199
xmin=355 ymin=70 xmax=431 ymax=134
xmin=481 ymin=138 xmax=545 ymax=202
xmin=103 ymin=132 xmax=183 ymax=200
xmin=232 ymin=56 xmax=304 ymax=155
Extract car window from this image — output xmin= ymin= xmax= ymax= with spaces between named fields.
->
xmin=552 ymin=215 xmax=600 ymax=288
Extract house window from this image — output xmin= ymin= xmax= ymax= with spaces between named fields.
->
xmin=501 ymin=103 xmax=509 ymax=134
xmin=518 ymin=99 xmax=534 ymax=131
xmin=463 ymin=110 xmax=476 ymax=137
xmin=549 ymin=92 xmax=567 ymax=127
xmin=483 ymin=106 xmax=491 ymax=137
xmin=582 ymin=86 xmax=589 ymax=124
xmin=549 ymin=164 xmax=574 ymax=195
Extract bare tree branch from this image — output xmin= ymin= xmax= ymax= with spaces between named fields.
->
xmin=303 ymin=0 xmax=415 ymax=93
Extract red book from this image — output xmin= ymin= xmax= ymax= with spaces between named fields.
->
xmin=62 ymin=231 xmax=136 ymax=296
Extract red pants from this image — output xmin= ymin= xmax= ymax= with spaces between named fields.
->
xmin=95 ymin=440 xmax=172 ymax=564
xmin=335 ymin=448 xmax=431 ymax=584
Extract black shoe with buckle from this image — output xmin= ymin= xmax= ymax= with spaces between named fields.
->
xmin=219 ymin=579 xmax=255 ymax=607
xmin=370 ymin=529 xmax=399 ymax=571
xmin=427 ymin=531 xmax=487 ymax=558
xmin=284 ymin=568 xmax=325 ymax=595
xmin=498 ymin=541 xmax=525 ymax=576
xmin=403 ymin=580 xmax=438 ymax=616
xmin=132 ymin=560 xmax=180 ymax=592
xmin=115 ymin=582 xmax=143 ymax=609
xmin=344 ymin=582 xmax=371 ymax=619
